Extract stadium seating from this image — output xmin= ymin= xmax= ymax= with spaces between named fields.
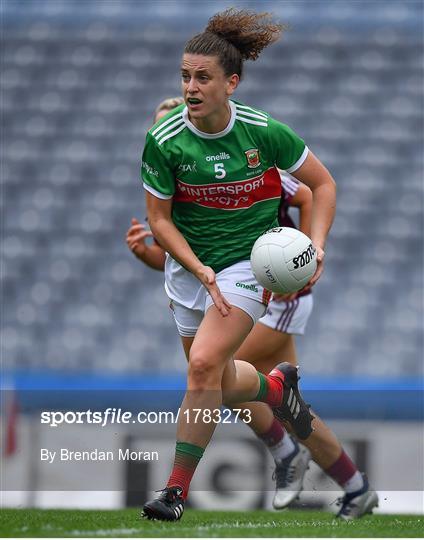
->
xmin=2 ymin=0 xmax=422 ymax=377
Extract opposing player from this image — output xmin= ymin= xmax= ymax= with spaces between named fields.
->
xmin=137 ymin=8 xmax=376 ymax=521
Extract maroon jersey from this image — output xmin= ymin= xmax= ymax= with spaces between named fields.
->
xmin=278 ymin=172 xmax=312 ymax=297
xmin=278 ymin=172 xmax=299 ymax=228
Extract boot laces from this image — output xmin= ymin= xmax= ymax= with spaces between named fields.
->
xmin=273 ymin=461 xmax=296 ymax=488
xmin=336 ymin=493 xmax=357 ymax=515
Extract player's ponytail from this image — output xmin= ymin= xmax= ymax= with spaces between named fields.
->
xmin=184 ymin=8 xmax=285 ymax=79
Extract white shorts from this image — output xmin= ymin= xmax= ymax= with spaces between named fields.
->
xmin=259 ymin=293 xmax=314 ymax=335
xmin=165 ymin=257 xmax=270 ymax=337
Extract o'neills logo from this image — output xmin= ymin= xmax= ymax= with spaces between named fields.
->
xmin=205 ymin=152 xmax=230 ymax=162
xmin=236 ymin=282 xmax=258 ymax=293
xmin=174 ymin=168 xmax=281 ymax=210
xmin=245 ymin=148 xmax=260 ymax=168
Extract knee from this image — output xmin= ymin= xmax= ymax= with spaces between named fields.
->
xmin=188 ymin=348 xmax=221 ymax=389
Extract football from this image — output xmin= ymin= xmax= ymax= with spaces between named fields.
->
xmin=250 ymin=227 xmax=317 ymax=294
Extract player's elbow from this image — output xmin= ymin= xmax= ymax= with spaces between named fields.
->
xmin=312 ymin=172 xmax=337 ymax=202
xmin=148 ymin=216 xmax=170 ymax=242
xmin=320 ymin=168 xmax=336 ymax=191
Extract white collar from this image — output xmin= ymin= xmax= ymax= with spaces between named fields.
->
xmin=182 ymin=100 xmax=236 ymax=139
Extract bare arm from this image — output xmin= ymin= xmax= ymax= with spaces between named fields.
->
xmin=146 ymin=192 xmax=232 ymax=316
xmin=291 ymin=151 xmax=336 ymax=285
xmin=126 ymin=218 xmax=166 ymax=271
xmin=140 ymin=244 xmax=166 ymax=271
xmin=146 ymin=193 xmax=203 ymax=274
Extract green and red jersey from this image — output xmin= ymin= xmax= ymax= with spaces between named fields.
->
xmin=141 ymin=100 xmax=308 ymax=273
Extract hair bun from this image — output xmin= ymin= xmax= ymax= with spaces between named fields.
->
xmin=205 ymin=8 xmax=284 ymax=61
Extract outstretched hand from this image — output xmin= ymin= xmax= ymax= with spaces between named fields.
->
xmin=126 ymin=217 xmax=154 ymax=258
xmin=195 ymin=265 xmax=232 ymax=317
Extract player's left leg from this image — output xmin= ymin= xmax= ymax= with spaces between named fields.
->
xmin=236 ymin=321 xmax=378 ymax=518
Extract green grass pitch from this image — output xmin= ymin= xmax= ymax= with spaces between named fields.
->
xmin=0 ymin=508 xmax=422 ymax=538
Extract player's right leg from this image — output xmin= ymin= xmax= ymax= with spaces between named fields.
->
xmin=144 ymin=302 xmax=261 ymax=521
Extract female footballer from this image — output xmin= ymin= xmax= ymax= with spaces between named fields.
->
xmin=128 ymin=164 xmax=377 ymax=519
xmin=136 ymin=9 xmax=376 ymax=521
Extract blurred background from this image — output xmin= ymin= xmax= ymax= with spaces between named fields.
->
xmin=1 ymin=0 xmax=423 ymax=513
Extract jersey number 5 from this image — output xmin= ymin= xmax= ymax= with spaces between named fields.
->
xmin=214 ymin=163 xmax=226 ymax=179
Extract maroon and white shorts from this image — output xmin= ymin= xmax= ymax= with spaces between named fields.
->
xmin=259 ymin=294 xmax=313 ymax=335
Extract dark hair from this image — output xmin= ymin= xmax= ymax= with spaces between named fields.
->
xmin=184 ymin=8 xmax=285 ymax=79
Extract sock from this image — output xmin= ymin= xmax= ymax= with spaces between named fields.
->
xmin=325 ymin=450 xmax=364 ymax=493
xmin=257 ymin=418 xmax=296 ymax=461
xmin=254 ymin=371 xmax=284 ymax=407
xmin=343 ymin=471 xmax=365 ymax=493
xmin=167 ymin=441 xmax=204 ymax=499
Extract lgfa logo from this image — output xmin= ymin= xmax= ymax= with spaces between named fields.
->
xmin=245 ymin=148 xmax=260 ymax=168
